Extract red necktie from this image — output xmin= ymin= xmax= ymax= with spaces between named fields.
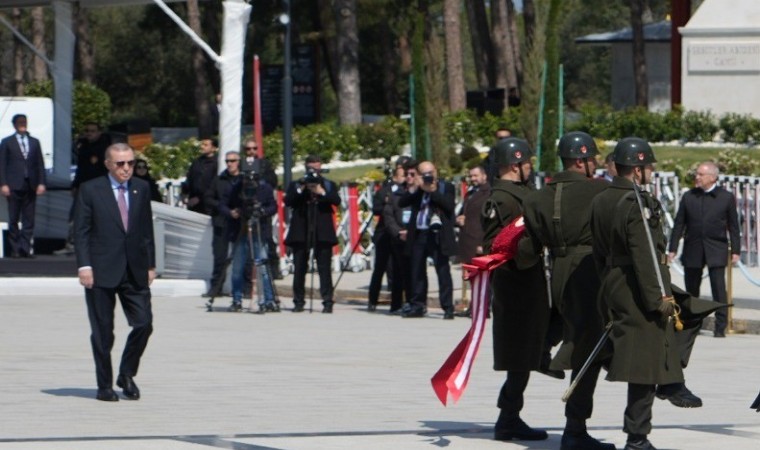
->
xmin=118 ymin=185 xmax=129 ymax=231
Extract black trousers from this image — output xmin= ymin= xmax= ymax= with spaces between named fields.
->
xmin=368 ymin=232 xmax=393 ymax=305
xmin=408 ymin=230 xmax=453 ymax=311
xmin=6 ymin=180 xmax=37 ymax=255
xmin=496 ymin=371 xmax=530 ymax=423
xmin=291 ymin=242 xmax=334 ymax=306
xmin=85 ymin=269 xmax=153 ymax=389
xmin=624 ymin=383 xmax=655 ymax=436
xmin=685 ymin=266 xmax=727 ymax=332
xmin=388 ymin=236 xmax=410 ymax=311
xmin=565 ymin=363 xmax=603 ymax=432
xmin=210 ymin=224 xmax=229 ymax=294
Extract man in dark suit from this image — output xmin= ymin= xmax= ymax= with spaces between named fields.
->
xmin=74 ymin=143 xmax=156 ymax=402
xmin=284 ymin=155 xmax=340 ymax=313
xmin=182 ymin=137 xmax=218 ymax=214
xmin=669 ymin=161 xmax=741 ymax=338
xmin=0 ymin=114 xmax=47 ymax=258
xmin=398 ymin=160 xmax=456 ymax=319
xmin=382 ymin=163 xmax=415 ymax=313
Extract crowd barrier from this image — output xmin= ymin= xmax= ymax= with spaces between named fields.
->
xmin=156 ymin=171 xmax=759 ymax=278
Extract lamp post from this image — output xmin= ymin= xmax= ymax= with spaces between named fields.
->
xmin=280 ymin=2 xmax=293 ymax=190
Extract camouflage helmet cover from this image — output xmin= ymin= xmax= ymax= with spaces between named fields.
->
xmin=557 ymin=131 xmax=599 ymax=159
xmin=493 ymin=138 xmax=533 ymax=166
xmin=612 ymin=137 xmax=656 ymax=166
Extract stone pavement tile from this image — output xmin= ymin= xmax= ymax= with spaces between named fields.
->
xmin=2 ymin=291 xmax=760 ymax=449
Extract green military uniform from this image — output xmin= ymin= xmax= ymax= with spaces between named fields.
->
xmin=483 ymin=179 xmax=550 ymax=372
xmin=523 ymin=171 xmax=612 ymax=445
xmin=590 ymin=176 xmax=682 ymax=440
xmin=523 ymin=171 xmax=609 ymax=370
xmin=591 ymin=176 xmax=683 ymax=385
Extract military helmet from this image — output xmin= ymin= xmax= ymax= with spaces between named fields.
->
xmin=612 ymin=137 xmax=656 ymax=166
xmin=493 ymin=138 xmax=533 ymax=166
xmin=558 ymin=131 xmax=599 ymax=159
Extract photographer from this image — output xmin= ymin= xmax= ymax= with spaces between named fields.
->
xmin=398 ymin=161 xmax=456 ymax=319
xmin=284 ymin=155 xmax=341 ymax=313
xmin=219 ymin=166 xmax=277 ymax=313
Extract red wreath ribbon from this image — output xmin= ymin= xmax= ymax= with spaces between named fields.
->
xmin=431 ymin=216 xmax=525 ymax=406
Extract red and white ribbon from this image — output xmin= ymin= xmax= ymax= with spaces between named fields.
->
xmin=431 ymin=216 xmax=525 ymax=406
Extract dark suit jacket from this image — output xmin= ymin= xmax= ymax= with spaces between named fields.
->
xmin=456 ymin=183 xmax=490 ymax=263
xmin=398 ymin=181 xmax=457 ymax=256
xmin=668 ymin=186 xmax=741 ymax=268
xmin=0 ymin=133 xmax=46 ymax=189
xmin=72 ymin=134 xmax=111 ymax=188
xmin=74 ymin=176 xmax=156 ymax=288
xmin=284 ymin=178 xmax=340 ymax=246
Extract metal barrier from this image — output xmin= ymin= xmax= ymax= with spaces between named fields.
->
xmin=158 ymin=170 xmax=758 ymax=274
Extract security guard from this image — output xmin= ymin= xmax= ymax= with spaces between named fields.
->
xmin=590 ymin=137 xmax=682 ymax=450
xmin=522 ymin=131 xmax=614 ymax=450
xmin=481 ymin=138 xmax=551 ymax=442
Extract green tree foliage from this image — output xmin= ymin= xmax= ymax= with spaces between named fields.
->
xmin=24 ymin=80 xmax=111 ymax=134
xmin=141 ymin=138 xmax=199 ymax=180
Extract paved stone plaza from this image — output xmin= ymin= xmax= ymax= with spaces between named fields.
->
xmin=0 ymin=270 xmax=759 ymax=449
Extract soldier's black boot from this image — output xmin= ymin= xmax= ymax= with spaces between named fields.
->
xmin=561 ymin=431 xmax=616 ymax=450
xmin=494 ymin=411 xmax=547 ymax=441
xmin=561 ymin=419 xmax=615 ymax=450
xmin=624 ymin=434 xmax=657 ymax=450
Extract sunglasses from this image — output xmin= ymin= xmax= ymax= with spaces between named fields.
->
xmin=113 ymin=160 xmax=136 ymax=168
xmin=135 ymin=165 xmax=148 ymax=170
xmin=225 ymin=159 xmax=240 ymax=163
xmin=245 ymin=146 xmax=258 ymax=150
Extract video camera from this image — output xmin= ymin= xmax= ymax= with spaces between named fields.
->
xmin=422 ymin=172 xmax=435 ymax=185
xmin=300 ymin=166 xmax=329 ymax=185
xmin=239 ymin=167 xmax=261 ymax=220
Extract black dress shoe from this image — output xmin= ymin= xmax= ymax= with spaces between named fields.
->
xmin=96 ymin=388 xmax=119 ymax=402
xmin=322 ymin=304 xmax=333 ymax=314
xmin=116 ymin=374 xmax=140 ymax=400
xmin=625 ymin=434 xmax=657 ymax=450
xmin=561 ymin=431 xmax=616 ymax=450
xmin=401 ymin=307 xmax=426 ymax=318
xmin=443 ymin=309 xmax=455 ymax=320
xmin=367 ymin=303 xmax=377 ymax=312
xmin=714 ymin=330 xmax=726 ymax=338
xmin=293 ymin=304 xmax=305 ymax=312
xmin=494 ymin=418 xmax=548 ymax=441
xmin=656 ymin=382 xmax=702 ymax=408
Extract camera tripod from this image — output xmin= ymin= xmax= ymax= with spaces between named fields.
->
xmin=205 ymin=213 xmax=280 ymax=313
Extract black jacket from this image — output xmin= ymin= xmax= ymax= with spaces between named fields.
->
xmin=398 ymin=181 xmax=457 ymax=256
xmin=219 ymin=178 xmax=277 ymax=242
xmin=72 ymin=133 xmax=111 ymax=188
xmin=669 ymin=186 xmax=741 ymax=268
xmin=204 ymin=169 xmax=241 ymax=228
xmin=183 ymin=155 xmax=218 ymax=214
xmin=284 ymin=178 xmax=341 ymax=246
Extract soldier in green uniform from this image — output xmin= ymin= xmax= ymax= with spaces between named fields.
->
xmin=590 ymin=137 xmax=682 ymax=450
xmin=481 ymin=138 xmax=551 ymax=442
xmin=522 ymin=132 xmax=615 ymax=450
